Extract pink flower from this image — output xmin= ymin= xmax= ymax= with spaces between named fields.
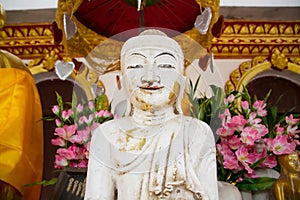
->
xmin=86 ymin=114 xmax=94 ymax=124
xmin=285 ymin=114 xmax=299 ymax=125
xmin=62 ymin=109 xmax=73 ymax=120
xmin=52 ymin=105 xmax=60 ymax=115
xmin=68 ymin=145 xmax=86 ymax=160
xmin=95 ymin=110 xmax=105 ymax=117
xmin=227 ymin=115 xmax=247 ymax=132
xmin=263 ymin=138 xmax=273 ymax=151
xmin=69 ymin=162 xmax=78 ymax=168
xmin=217 ymin=143 xmax=239 ymax=170
xmin=55 ymin=124 xmax=78 ymax=140
xmin=241 ymin=128 xmax=257 ymax=146
xmin=253 ymin=100 xmax=266 ymax=110
xmin=77 ymin=148 xmax=88 ymax=160
xmin=275 ymin=124 xmax=285 ymax=135
xmin=77 ymin=103 xmax=84 ymax=112
xmin=77 ymin=160 xmax=88 ymax=168
xmin=287 ymin=124 xmax=300 ymax=136
xmin=255 ymin=124 xmax=269 ymax=138
xmin=88 ymin=101 xmax=94 ymax=110
xmin=248 ymin=112 xmax=261 ymax=125
xmin=68 ymin=134 xmax=82 ymax=144
xmin=253 ymin=100 xmax=267 ymax=117
xmin=55 ymin=118 xmax=62 ymax=127
xmin=226 ymin=135 xmax=242 ymax=150
xmin=216 ymin=126 xmax=235 ymax=137
xmin=57 ymin=147 xmax=77 ymax=160
xmin=271 ymin=135 xmax=296 ymax=155
xmin=51 ymin=137 xmax=66 ymax=147
xmin=78 ymin=116 xmax=87 ymax=125
xmin=241 ymin=101 xmax=250 ymax=113
xmin=77 ymin=127 xmax=91 ymax=143
xmin=228 ymin=94 xmax=235 ymax=103
xmin=103 ymin=110 xmax=112 ymax=117
xmin=260 ymin=155 xmax=277 ymax=168
xmin=236 ymin=146 xmax=257 ymax=174
xmin=257 ymin=108 xmax=267 ymax=117
xmin=85 ymin=142 xmax=91 ymax=159
xmin=224 ymin=108 xmax=231 ymax=117
xmin=54 ymin=155 xmax=68 ymax=168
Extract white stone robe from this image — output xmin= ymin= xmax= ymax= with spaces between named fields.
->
xmin=85 ymin=115 xmax=218 ymax=200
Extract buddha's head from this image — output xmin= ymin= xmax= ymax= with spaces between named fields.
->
xmin=120 ymin=29 xmax=185 ymax=114
xmin=278 ymin=151 xmax=300 ymax=174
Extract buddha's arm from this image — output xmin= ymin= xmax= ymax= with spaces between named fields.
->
xmin=191 ymin=119 xmax=219 ymax=200
xmin=274 ymin=180 xmax=286 ymax=200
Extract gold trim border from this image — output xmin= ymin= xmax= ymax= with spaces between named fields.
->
xmin=1 ymin=20 xmax=299 ymax=59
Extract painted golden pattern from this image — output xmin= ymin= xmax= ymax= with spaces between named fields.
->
xmin=212 ymin=20 xmax=300 ymax=58
xmin=0 ymin=21 xmax=299 ymax=60
xmin=0 ymin=23 xmax=64 ymax=59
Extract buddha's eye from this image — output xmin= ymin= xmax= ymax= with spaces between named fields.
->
xmin=158 ymin=64 xmax=175 ymax=69
xmin=127 ymin=64 xmax=143 ymax=69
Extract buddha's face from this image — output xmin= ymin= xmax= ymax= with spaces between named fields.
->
xmin=278 ymin=151 xmax=300 ymax=174
xmin=122 ymin=46 xmax=183 ymax=111
xmin=283 ymin=152 xmax=300 ymax=173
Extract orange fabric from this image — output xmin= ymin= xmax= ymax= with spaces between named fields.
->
xmin=0 ymin=68 xmax=43 ymax=200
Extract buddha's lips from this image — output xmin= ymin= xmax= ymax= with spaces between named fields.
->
xmin=139 ymin=85 xmax=164 ymax=90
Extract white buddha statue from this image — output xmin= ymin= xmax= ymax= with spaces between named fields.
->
xmin=84 ymin=29 xmax=219 ymax=200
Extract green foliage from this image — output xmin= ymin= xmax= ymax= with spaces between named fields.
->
xmin=186 ymin=76 xmax=225 ymax=135
xmin=236 ymin=177 xmax=277 ymax=191
xmin=24 ymin=177 xmax=58 ymax=187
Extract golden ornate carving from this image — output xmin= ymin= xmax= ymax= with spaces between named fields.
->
xmin=212 ymin=21 xmax=300 ymax=58
xmin=225 ymin=50 xmax=300 ymax=93
xmin=0 ymin=23 xmax=64 ymax=59
xmin=1 ymin=20 xmax=299 ymax=60
xmin=271 ymin=49 xmax=289 ymax=70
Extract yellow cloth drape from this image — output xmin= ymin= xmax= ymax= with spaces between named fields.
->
xmin=0 ymin=68 xmax=43 ymax=200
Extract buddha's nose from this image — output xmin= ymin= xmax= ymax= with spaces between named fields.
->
xmin=141 ymin=65 xmax=160 ymax=84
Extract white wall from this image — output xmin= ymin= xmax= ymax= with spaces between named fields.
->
xmin=2 ymin=0 xmax=300 ymax=10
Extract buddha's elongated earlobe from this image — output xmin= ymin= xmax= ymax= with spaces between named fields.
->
xmin=116 ymin=74 xmax=122 ymax=90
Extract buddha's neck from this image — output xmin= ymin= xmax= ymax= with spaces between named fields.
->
xmin=131 ymin=106 xmax=176 ymax=126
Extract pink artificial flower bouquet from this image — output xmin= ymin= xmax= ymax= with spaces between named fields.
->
xmin=50 ymin=92 xmax=117 ymax=169
xmin=216 ymin=88 xmax=299 ymax=190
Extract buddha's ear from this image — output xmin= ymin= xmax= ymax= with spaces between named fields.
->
xmin=116 ymin=74 xmax=122 ymax=90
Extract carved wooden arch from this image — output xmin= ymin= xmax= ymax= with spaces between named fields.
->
xmin=226 ymin=49 xmax=300 ymax=93
xmin=226 ymin=49 xmax=300 ymax=113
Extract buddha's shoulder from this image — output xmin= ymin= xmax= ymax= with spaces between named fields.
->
xmin=92 ymin=117 xmax=133 ymax=134
xmin=181 ymin=115 xmax=211 ymax=130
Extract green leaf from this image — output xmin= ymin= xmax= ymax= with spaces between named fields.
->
xmin=236 ymin=177 xmax=276 ymax=191
xmin=42 ymin=116 xmax=55 ymax=121
xmin=55 ymin=91 xmax=64 ymax=111
xmin=24 ymin=177 xmax=58 ymax=187
xmin=193 ymin=75 xmax=201 ymax=94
